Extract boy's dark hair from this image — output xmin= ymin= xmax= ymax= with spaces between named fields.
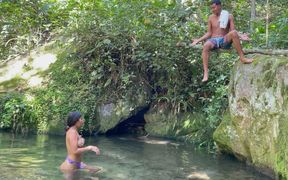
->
xmin=211 ymin=0 xmax=221 ymax=5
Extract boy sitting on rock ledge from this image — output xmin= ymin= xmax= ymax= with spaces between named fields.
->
xmin=191 ymin=0 xmax=253 ymax=82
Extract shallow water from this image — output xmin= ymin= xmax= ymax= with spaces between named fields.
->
xmin=0 ymin=132 xmax=271 ymax=180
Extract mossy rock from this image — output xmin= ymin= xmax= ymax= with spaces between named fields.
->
xmin=144 ymin=106 xmax=208 ymax=142
xmin=98 ymin=92 xmax=150 ymax=133
xmin=214 ymin=54 xmax=288 ymax=178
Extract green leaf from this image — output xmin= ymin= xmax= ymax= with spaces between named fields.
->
xmin=104 ymin=78 xmax=112 ymax=87
xmin=103 ymin=39 xmax=111 ymax=44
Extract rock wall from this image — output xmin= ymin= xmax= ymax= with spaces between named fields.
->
xmin=213 ymin=55 xmax=288 ymax=179
xmin=144 ymin=103 xmax=207 ymax=142
xmin=98 ymin=91 xmax=150 ymax=133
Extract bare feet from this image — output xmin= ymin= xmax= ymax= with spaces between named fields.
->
xmin=239 ymin=33 xmax=251 ymax=41
xmin=202 ymin=74 xmax=208 ymax=82
xmin=240 ymin=57 xmax=253 ymax=64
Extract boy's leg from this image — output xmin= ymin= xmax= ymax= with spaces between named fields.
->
xmin=224 ymin=30 xmax=253 ymax=63
xmin=202 ymin=41 xmax=215 ymax=82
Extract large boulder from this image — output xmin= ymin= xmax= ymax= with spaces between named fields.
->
xmin=98 ymin=90 xmax=150 ymax=133
xmin=213 ymin=55 xmax=288 ymax=178
xmin=144 ymin=109 xmax=177 ymax=137
xmin=144 ymin=103 xmax=206 ymax=141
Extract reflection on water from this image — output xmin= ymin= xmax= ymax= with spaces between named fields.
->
xmin=0 ymin=132 xmax=272 ymax=180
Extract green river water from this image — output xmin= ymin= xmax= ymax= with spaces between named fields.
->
xmin=0 ymin=132 xmax=271 ymax=180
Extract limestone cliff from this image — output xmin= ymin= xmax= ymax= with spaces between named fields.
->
xmin=213 ymin=55 xmax=288 ymax=179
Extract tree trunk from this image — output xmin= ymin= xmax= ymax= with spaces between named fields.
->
xmin=176 ymin=43 xmax=288 ymax=56
xmin=243 ymin=48 xmax=288 ymax=56
xmin=265 ymin=0 xmax=269 ymax=47
xmin=250 ymin=0 xmax=256 ymax=32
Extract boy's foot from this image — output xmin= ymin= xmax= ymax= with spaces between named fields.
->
xmin=202 ymin=78 xmax=208 ymax=82
xmin=240 ymin=57 xmax=253 ymax=64
xmin=202 ymin=75 xmax=208 ymax=82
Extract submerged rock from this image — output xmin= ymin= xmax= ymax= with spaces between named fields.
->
xmin=213 ymin=55 xmax=288 ymax=179
xmin=187 ymin=172 xmax=210 ymax=180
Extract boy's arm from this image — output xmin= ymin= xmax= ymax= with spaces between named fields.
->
xmin=228 ymin=14 xmax=235 ymax=31
xmin=229 ymin=14 xmax=251 ymax=41
xmin=192 ymin=17 xmax=212 ymax=45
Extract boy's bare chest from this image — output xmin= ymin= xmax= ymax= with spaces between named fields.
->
xmin=211 ymin=17 xmax=220 ymax=29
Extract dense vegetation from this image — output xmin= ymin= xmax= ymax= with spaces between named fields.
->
xmin=0 ymin=0 xmax=287 ymax=147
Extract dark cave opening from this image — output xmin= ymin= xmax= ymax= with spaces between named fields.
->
xmin=105 ymin=105 xmax=150 ymax=136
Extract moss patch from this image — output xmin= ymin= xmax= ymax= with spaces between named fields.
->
xmin=213 ymin=112 xmax=233 ymax=152
xmin=0 ymin=76 xmax=27 ymax=91
xmin=275 ymin=115 xmax=288 ymax=178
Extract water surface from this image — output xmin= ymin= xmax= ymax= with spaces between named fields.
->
xmin=0 ymin=132 xmax=271 ymax=180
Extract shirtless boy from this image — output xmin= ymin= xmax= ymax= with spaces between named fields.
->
xmin=192 ymin=0 xmax=253 ymax=82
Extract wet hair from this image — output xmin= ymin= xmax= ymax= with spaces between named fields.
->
xmin=65 ymin=111 xmax=81 ymax=131
xmin=211 ymin=0 xmax=221 ymax=5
